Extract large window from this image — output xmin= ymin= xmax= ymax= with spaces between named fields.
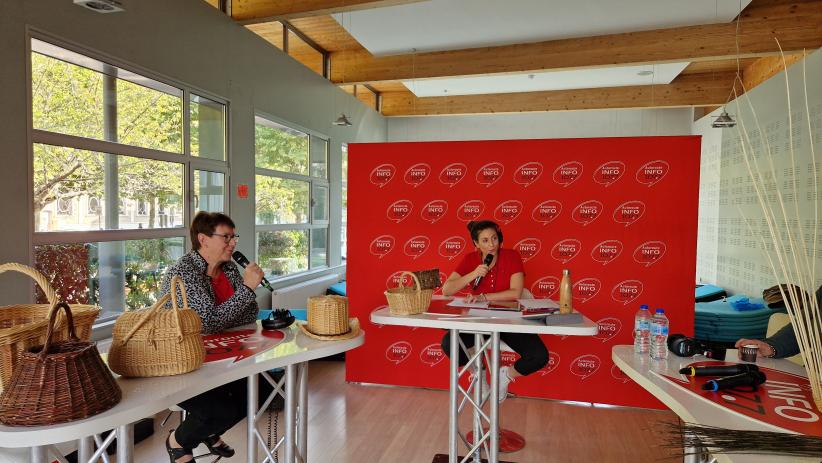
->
xmin=255 ymin=116 xmax=328 ymax=277
xmin=30 ymin=38 xmax=227 ymax=321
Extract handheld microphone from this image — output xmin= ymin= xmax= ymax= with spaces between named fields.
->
xmin=473 ymin=253 xmax=494 ymax=288
xmin=232 ymin=251 xmax=274 ymax=292
xmin=679 ymin=364 xmax=759 ymax=377
xmin=702 ymin=370 xmax=767 ymax=392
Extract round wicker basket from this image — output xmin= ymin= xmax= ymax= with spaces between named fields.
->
xmin=306 ymin=295 xmax=350 ymax=335
xmin=384 ymin=271 xmax=433 ymax=315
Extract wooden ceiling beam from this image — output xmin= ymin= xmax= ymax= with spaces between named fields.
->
xmin=741 ymin=52 xmax=806 ymax=91
xmin=330 ymin=0 xmax=822 ymax=84
xmin=379 ymin=72 xmax=737 ymax=116
xmin=234 ymin=0 xmax=426 ymax=24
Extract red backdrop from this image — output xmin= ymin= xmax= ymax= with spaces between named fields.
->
xmin=345 ymin=136 xmax=700 ymax=408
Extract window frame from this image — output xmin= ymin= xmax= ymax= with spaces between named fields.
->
xmin=254 ymin=112 xmax=330 ymax=277
xmin=27 ymin=32 xmax=230 ymax=323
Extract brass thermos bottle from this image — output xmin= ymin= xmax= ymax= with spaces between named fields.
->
xmin=559 ymin=269 xmax=573 ymax=314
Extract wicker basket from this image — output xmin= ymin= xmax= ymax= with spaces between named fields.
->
xmin=307 ymin=295 xmax=350 ymax=335
xmin=0 ymin=263 xmax=99 ymax=392
xmin=107 ymin=277 xmax=204 ymax=378
xmin=385 ymin=271 xmax=433 ymax=315
xmin=412 ymin=268 xmax=441 ymax=290
xmin=0 ymin=302 xmax=121 ymax=426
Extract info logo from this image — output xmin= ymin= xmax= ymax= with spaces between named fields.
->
xmin=386 ymin=271 xmax=413 ymax=289
xmin=403 ymin=235 xmax=431 ymax=259
xmin=513 ymin=161 xmax=543 ymax=187
xmin=369 ymin=235 xmax=395 ymax=258
xmin=633 ymin=241 xmax=667 ymax=267
xmin=404 ymin=163 xmax=431 ymax=188
xmin=513 ymin=238 xmax=542 ymax=262
xmin=594 ymin=317 xmax=622 ymax=343
xmin=439 ymin=236 xmax=467 ymax=260
xmin=386 ymin=341 xmax=412 ymax=365
xmin=550 ymin=238 xmax=581 ymax=264
xmin=572 ymin=278 xmax=601 ymax=303
xmin=592 ymin=161 xmax=625 ymax=187
xmin=611 ymin=279 xmax=644 ymax=305
xmin=439 ymin=162 xmax=468 ymax=188
xmin=590 ymin=240 xmax=623 ymax=265
xmin=501 ymin=351 xmax=520 ymax=367
xmin=386 ymin=199 xmax=413 ymax=223
xmin=570 ymin=354 xmax=601 ymax=380
xmin=636 ymin=160 xmax=670 ymax=187
xmin=572 ymin=200 xmax=603 ymax=226
xmin=613 ymin=200 xmax=646 ymax=227
xmin=611 ymin=364 xmax=631 ymax=384
xmin=456 ymin=199 xmax=485 ymax=222
xmin=493 ymin=200 xmax=523 ymax=224
xmin=537 ymin=351 xmax=561 ymax=376
xmin=369 ymin=163 xmax=396 ymax=188
xmin=421 ymin=200 xmax=448 ymax=224
xmin=530 ymin=276 xmax=560 ymax=299
xmin=476 ymin=162 xmax=505 ymax=187
xmin=552 ymin=161 xmax=584 ymax=187
xmin=531 ymin=200 xmax=562 ymax=225
xmin=420 ymin=344 xmax=446 ymax=367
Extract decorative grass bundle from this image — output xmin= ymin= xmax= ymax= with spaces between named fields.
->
xmin=732 ymin=42 xmax=821 ymax=409
xmin=661 ymin=421 xmax=822 ymax=458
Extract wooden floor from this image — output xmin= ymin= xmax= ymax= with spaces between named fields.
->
xmin=133 ymin=360 xmax=681 ymax=462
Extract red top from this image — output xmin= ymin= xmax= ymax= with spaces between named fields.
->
xmin=454 ymin=248 xmax=524 ymax=295
xmin=210 ymin=270 xmax=235 ymax=305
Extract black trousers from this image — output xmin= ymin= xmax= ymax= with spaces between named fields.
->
xmin=440 ymin=331 xmax=549 ymax=376
xmin=174 ymin=375 xmax=275 ymax=449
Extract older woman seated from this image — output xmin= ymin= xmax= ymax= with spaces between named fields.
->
xmin=161 ymin=211 xmax=267 ymax=463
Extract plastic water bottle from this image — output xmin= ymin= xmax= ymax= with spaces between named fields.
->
xmin=633 ymin=305 xmax=651 ymax=354
xmin=649 ymin=308 xmax=669 ymax=360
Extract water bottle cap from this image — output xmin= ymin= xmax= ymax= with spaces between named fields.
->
xmin=640 ymin=305 xmax=649 ymax=310
xmin=655 ymin=308 xmax=665 ymax=313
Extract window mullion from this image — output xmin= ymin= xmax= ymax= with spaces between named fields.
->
xmin=32 ymin=129 xmax=186 ymax=164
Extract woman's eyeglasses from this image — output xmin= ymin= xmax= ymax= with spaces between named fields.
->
xmin=210 ymin=233 xmax=239 ymax=243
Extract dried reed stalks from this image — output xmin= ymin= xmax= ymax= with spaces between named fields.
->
xmin=661 ymin=421 xmax=822 ymax=458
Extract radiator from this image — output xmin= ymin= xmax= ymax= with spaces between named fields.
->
xmin=270 ymin=274 xmax=340 ymax=309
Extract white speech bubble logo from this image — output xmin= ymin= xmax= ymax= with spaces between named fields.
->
xmin=572 ymin=278 xmax=602 ymax=303
xmin=514 ymin=238 xmax=542 ymax=262
xmin=369 ymin=235 xmax=395 ymax=258
xmin=493 ymin=200 xmax=523 ymax=224
xmin=552 ymin=161 xmax=584 ymax=187
xmin=369 ymin=163 xmax=396 ymax=188
xmin=456 ymin=199 xmax=485 ymax=222
xmin=531 ymin=276 xmax=560 ymax=299
xmin=439 ymin=162 xmax=468 ymax=188
xmin=611 ymin=279 xmax=644 ymax=305
xmin=611 ymin=364 xmax=631 ymax=383
xmin=403 ymin=235 xmax=431 ymax=260
xmin=538 ymin=351 xmax=561 ymax=376
xmin=636 ymin=160 xmax=670 ymax=187
xmin=419 ymin=343 xmax=446 ymax=367
xmin=421 ymin=200 xmax=448 ymax=224
xmin=386 ymin=199 xmax=413 ymax=223
xmin=613 ymin=200 xmax=646 ymax=227
xmin=550 ymin=238 xmax=582 ymax=264
xmin=593 ymin=161 xmax=626 ymax=187
xmin=595 ymin=317 xmax=623 ymax=343
xmin=590 ymin=240 xmax=623 ymax=265
xmin=572 ymin=200 xmax=603 ymax=226
xmin=633 ymin=241 xmax=668 ymax=267
xmin=570 ymin=354 xmax=601 ymax=380
xmin=531 ymin=200 xmax=562 ymax=225
xmin=386 ymin=341 xmax=412 ymax=364
xmin=404 ymin=163 xmax=431 ymax=188
xmin=513 ymin=161 xmax=544 ymax=187
xmin=439 ymin=236 xmax=467 ymax=261
xmin=476 ymin=162 xmax=505 ymax=188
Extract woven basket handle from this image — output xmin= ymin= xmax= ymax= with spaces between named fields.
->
xmin=120 ymin=276 xmax=188 ymax=344
xmin=398 ymin=271 xmax=422 ymax=295
xmin=0 ymin=263 xmax=58 ymax=306
xmin=39 ymin=301 xmax=77 ymax=360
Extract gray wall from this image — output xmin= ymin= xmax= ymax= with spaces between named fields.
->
xmin=693 ymin=49 xmax=822 ymax=295
xmin=0 ymin=0 xmax=387 ymax=305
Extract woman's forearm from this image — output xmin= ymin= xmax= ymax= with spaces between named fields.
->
xmin=484 ymin=288 xmax=523 ymax=302
xmin=441 ymin=273 xmax=475 ymax=296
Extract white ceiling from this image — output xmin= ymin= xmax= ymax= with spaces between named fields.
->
xmin=334 ymin=0 xmax=751 ymax=56
xmin=402 ymin=62 xmax=690 ymax=97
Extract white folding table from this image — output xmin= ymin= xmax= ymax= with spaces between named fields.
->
xmin=371 ymin=304 xmax=597 ymax=463
xmin=0 ymin=322 xmax=364 ymax=463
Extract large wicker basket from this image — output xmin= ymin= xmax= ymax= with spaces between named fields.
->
xmin=306 ymin=295 xmax=350 ymax=335
xmin=0 ymin=263 xmax=99 ymax=392
xmin=385 ymin=271 xmax=433 ymax=315
xmin=0 ymin=302 xmax=121 ymax=426
xmin=107 ymin=277 xmax=204 ymax=378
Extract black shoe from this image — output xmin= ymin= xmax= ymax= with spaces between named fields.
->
xmin=165 ymin=431 xmax=193 ymax=463
xmin=204 ymin=435 xmax=235 ymax=458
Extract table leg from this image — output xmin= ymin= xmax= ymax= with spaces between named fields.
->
xmin=488 ymin=332 xmax=500 ymax=463
xmin=448 ymin=328 xmax=459 ymax=463
xmin=285 ymin=363 xmax=297 ymax=463
xmin=29 ymin=447 xmax=47 ymax=463
xmin=683 ymin=446 xmax=700 ymax=463
xmin=472 ymin=332 xmax=484 ymax=463
xmin=78 ymin=436 xmax=94 ymax=463
xmin=115 ymin=423 xmax=133 ymax=463
xmin=298 ymin=362 xmax=308 ymax=463
xmin=247 ymin=373 xmax=259 ymax=463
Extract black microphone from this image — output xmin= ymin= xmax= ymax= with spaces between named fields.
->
xmin=702 ymin=370 xmax=766 ymax=391
xmin=679 ymin=364 xmax=759 ymax=377
xmin=473 ymin=253 xmax=494 ymax=288
xmin=232 ymin=251 xmax=273 ymax=292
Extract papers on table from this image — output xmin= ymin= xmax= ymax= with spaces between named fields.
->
xmin=518 ymin=298 xmax=559 ymax=309
xmin=446 ymin=298 xmax=490 ymax=308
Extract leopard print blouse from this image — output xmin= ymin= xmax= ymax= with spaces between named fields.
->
xmin=159 ymin=250 xmax=259 ymax=334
